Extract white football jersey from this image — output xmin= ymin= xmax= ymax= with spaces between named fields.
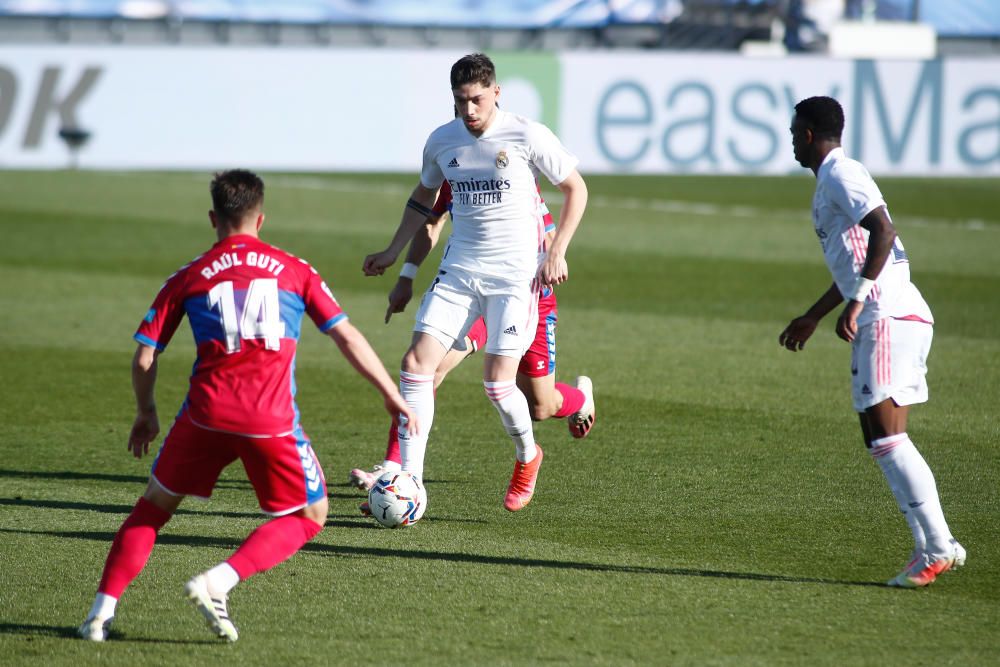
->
xmin=812 ymin=147 xmax=932 ymax=327
xmin=420 ymin=109 xmax=578 ymax=281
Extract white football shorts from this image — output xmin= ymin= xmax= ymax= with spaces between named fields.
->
xmin=851 ymin=317 xmax=932 ymax=412
xmin=413 ymin=267 xmax=539 ymax=359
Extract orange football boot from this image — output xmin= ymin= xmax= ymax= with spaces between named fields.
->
xmin=504 ymin=446 xmax=543 ymax=511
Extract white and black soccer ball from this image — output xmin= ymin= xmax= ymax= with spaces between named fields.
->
xmin=367 ymin=471 xmax=427 ymax=528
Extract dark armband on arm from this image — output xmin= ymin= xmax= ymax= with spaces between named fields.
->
xmin=406 ymin=198 xmax=434 ymax=218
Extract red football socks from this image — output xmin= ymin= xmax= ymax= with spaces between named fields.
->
xmin=554 ymin=382 xmax=585 ymax=418
xmin=384 ymin=419 xmax=402 ymax=465
xmin=97 ymin=497 xmax=172 ymax=598
xmin=226 ymin=515 xmax=323 ymax=580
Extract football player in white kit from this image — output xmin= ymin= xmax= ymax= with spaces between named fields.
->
xmin=779 ymin=96 xmax=965 ymax=588
xmin=363 ymin=53 xmax=588 ymax=511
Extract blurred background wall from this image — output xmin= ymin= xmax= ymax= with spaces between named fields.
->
xmin=1 ymin=0 xmax=997 ymax=175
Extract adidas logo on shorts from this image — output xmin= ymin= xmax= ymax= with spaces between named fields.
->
xmin=503 ymin=325 xmax=517 ymax=335
xmin=861 ymin=384 xmax=872 ymax=395
xmin=447 ymin=157 xmax=460 ymax=168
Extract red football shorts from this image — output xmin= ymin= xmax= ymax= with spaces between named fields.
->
xmin=466 ymin=317 xmax=488 ymax=351
xmin=151 ymin=410 xmax=327 ymax=516
xmin=518 ymin=288 xmax=558 ymax=378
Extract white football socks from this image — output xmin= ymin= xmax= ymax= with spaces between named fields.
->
xmin=870 ymin=434 xmax=927 ymax=553
xmin=87 ymin=592 xmax=117 ymax=621
xmin=398 ymin=371 xmax=435 ymax=480
xmin=484 ymin=379 xmax=537 ymax=463
xmin=870 ymin=433 xmax=953 ymax=557
xmin=205 ymin=562 xmax=240 ymax=595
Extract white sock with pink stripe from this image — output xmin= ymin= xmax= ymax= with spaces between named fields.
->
xmin=398 ymin=371 xmax=435 ymax=479
xmin=870 ymin=432 xmax=953 ymax=556
xmin=484 ymin=379 xmax=537 ymax=463
xmin=870 ymin=434 xmax=927 ymax=553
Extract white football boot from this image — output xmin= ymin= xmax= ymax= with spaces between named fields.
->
xmin=348 ymin=465 xmax=387 ymax=491
xmin=567 ymin=376 xmax=596 ymax=439
xmin=185 ymin=574 xmax=238 ymax=642
xmin=887 ymin=550 xmax=957 ymax=588
xmin=949 ymin=539 xmax=967 ymax=569
xmin=78 ymin=615 xmax=113 ymax=642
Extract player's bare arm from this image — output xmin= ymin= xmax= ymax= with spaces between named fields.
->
xmin=543 ymin=228 xmax=556 ymax=250
xmin=779 ymin=282 xmax=843 ymax=351
xmin=326 ymin=320 xmax=419 ymax=435
xmin=386 ymin=211 xmax=447 ymax=323
xmin=363 ymin=183 xmax=438 ymax=277
xmin=836 ymin=206 xmax=897 ymax=343
xmin=128 ymin=343 xmax=160 ymax=458
xmin=539 ymin=169 xmax=587 ymax=287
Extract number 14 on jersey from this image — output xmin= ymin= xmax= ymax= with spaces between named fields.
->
xmin=207 ymin=279 xmax=285 ymax=353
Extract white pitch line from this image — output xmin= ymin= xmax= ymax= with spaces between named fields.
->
xmin=262 ymin=174 xmax=995 ymax=231
xmin=268 ymin=175 xmax=413 ymax=197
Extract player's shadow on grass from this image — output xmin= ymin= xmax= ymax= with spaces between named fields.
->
xmin=327 ymin=491 xmax=370 ymax=500
xmin=0 ymin=468 xmax=148 ymax=485
xmin=0 ymin=527 xmax=245 ymax=550
xmin=0 ymin=622 xmax=218 ymax=644
xmin=302 ymin=543 xmax=888 ymax=588
xmin=0 ymin=497 xmax=262 ymax=520
xmin=329 ymin=477 xmax=465 ymax=494
xmin=0 ymin=496 xmax=477 ymax=525
xmin=0 ymin=527 xmax=886 ymax=589
xmin=324 ymin=513 xmax=488 ymax=529
xmin=0 ymin=468 xmax=252 ymax=490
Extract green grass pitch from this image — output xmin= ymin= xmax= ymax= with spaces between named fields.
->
xmin=0 ymin=170 xmax=997 ymax=665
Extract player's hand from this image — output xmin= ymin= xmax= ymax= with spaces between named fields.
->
xmin=127 ymin=411 xmax=159 ymax=458
xmin=779 ymin=316 xmax=819 ymax=352
xmin=362 ymin=250 xmax=398 ymax=277
xmin=537 ymin=252 xmax=568 ymax=288
xmin=836 ymin=300 xmax=864 ymax=343
xmin=385 ymin=279 xmax=414 ymax=323
xmin=385 ymin=396 xmax=419 ymax=437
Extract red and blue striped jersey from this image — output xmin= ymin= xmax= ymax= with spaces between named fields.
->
xmin=134 ymin=234 xmax=346 ymax=436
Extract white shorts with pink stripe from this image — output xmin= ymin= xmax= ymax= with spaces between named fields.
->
xmin=850 ymin=317 xmax=932 ymax=412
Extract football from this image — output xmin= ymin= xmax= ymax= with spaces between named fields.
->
xmin=367 ymin=471 xmax=427 ymax=528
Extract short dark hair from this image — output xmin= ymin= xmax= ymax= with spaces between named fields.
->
xmin=794 ymin=96 xmax=845 ymax=141
xmin=450 ymin=53 xmax=496 ymax=89
xmin=210 ymin=169 xmax=264 ymax=224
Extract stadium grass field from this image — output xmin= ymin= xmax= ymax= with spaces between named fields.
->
xmin=1 ymin=170 xmax=997 ymax=665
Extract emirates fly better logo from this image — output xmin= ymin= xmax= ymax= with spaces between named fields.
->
xmin=448 ymin=176 xmax=511 ymax=206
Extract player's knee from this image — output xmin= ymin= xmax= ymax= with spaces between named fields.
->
xmin=401 ymin=350 xmax=416 ymax=371
xmin=301 ymin=496 xmax=328 ymax=528
xmin=401 ymin=353 xmax=422 ymax=376
xmin=142 ymin=479 xmax=182 ymax=516
xmin=401 ymin=349 xmax=433 ymax=376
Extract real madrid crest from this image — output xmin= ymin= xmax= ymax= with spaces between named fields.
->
xmin=495 ymin=150 xmax=509 ymax=169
